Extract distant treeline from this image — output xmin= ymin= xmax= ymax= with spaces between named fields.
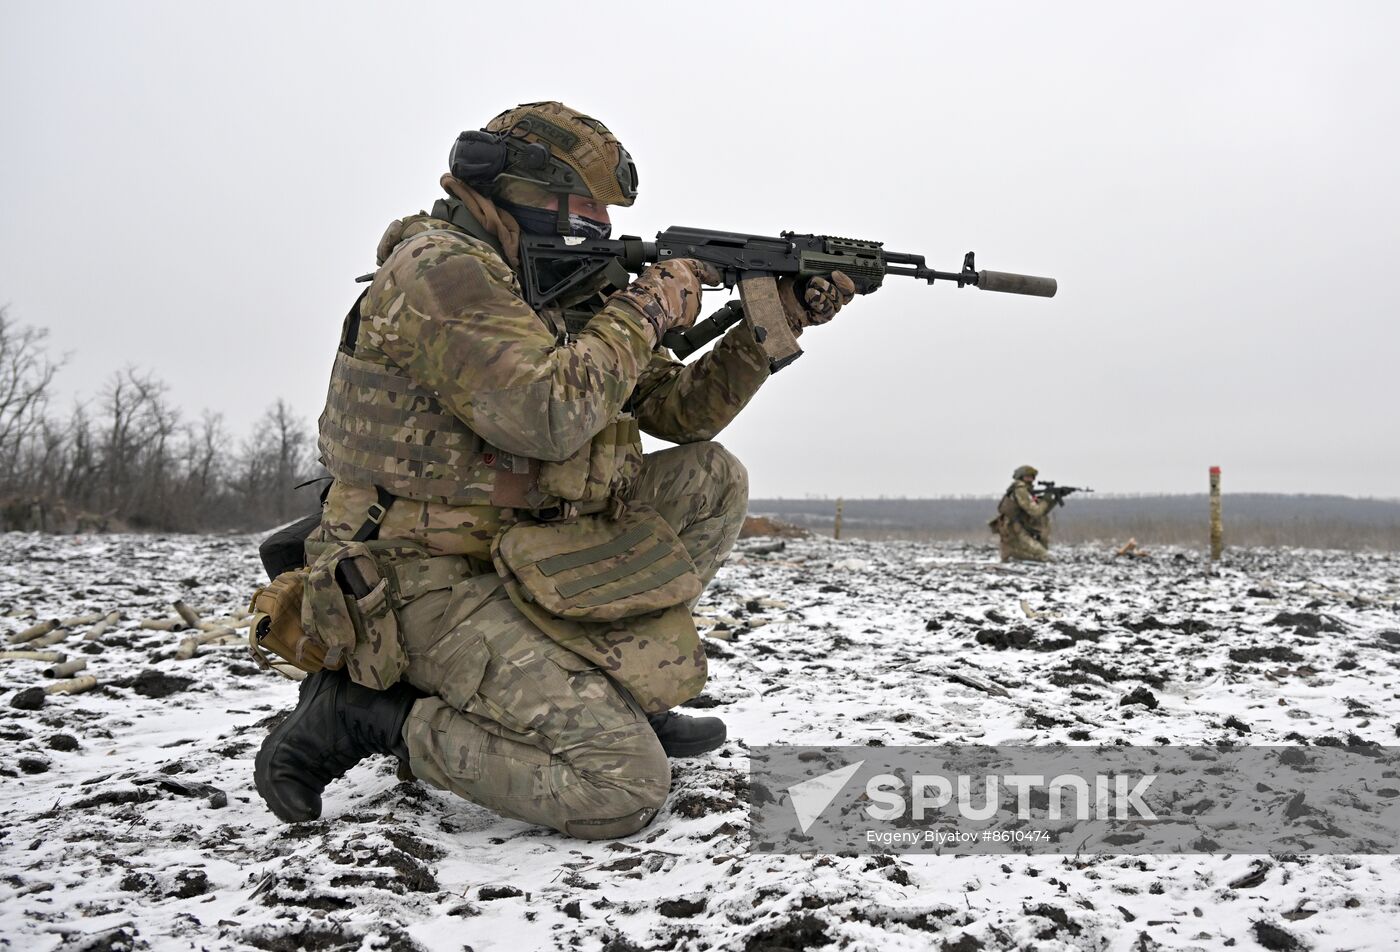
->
xmin=0 ymin=308 xmax=322 ymax=533
xmin=752 ymin=495 xmax=1400 ymax=551
xmin=5 ymin=308 xmax=1397 ymax=546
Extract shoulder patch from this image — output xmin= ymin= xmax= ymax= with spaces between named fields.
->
xmin=420 ymin=252 xmax=493 ymax=310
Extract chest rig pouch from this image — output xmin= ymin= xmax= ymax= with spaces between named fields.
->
xmin=529 ymin=258 xmax=643 ymax=511
xmin=536 ymin=416 xmax=643 ymax=512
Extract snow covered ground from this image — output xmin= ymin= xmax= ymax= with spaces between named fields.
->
xmin=2 ymin=531 xmax=1399 ymax=951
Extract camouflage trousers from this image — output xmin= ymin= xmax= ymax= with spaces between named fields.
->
xmin=999 ymin=522 xmax=1051 ymax=562
xmin=399 ymin=441 xmax=747 ymax=839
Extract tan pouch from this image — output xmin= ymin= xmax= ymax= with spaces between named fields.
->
xmin=248 ymin=568 xmax=328 ymax=676
xmin=492 ymin=504 xmax=701 ymax=622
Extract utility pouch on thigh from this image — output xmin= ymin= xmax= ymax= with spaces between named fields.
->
xmin=492 ymin=505 xmax=702 ymax=622
xmin=301 ymin=540 xmax=426 ymax=689
xmin=248 ymin=568 xmax=325 ymax=677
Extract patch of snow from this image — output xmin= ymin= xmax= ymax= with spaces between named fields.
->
xmin=1 ymin=533 xmax=1398 ymax=950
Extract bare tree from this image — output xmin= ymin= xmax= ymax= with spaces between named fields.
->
xmin=266 ymin=399 xmax=311 ymax=522
xmin=232 ymin=399 xmax=317 ymax=526
xmin=0 ymin=306 xmax=323 ymax=532
xmin=0 ymin=307 xmax=63 ymax=492
xmin=93 ymin=369 xmax=180 ymax=526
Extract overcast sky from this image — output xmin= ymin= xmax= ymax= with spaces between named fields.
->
xmin=2 ymin=1 xmax=1396 ymax=499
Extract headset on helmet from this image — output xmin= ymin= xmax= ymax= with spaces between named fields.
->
xmin=448 ymin=129 xmax=606 ymax=199
xmin=448 ymin=130 xmax=546 ymax=185
xmin=448 ymin=101 xmax=638 ymax=231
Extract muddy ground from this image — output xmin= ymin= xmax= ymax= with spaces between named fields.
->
xmin=1 ymin=533 xmax=1398 ymax=951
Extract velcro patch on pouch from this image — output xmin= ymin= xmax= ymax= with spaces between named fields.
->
xmin=493 ymin=505 xmax=701 ymax=622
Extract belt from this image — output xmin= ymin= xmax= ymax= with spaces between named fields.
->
xmin=389 ymin=554 xmax=490 ymax=601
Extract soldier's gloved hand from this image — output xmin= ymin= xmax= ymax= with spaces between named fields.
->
xmin=777 ymin=270 xmax=857 ymax=336
xmin=611 ymin=259 xmax=722 ymax=347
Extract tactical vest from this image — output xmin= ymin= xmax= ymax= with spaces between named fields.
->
xmin=997 ymin=482 xmax=1048 ymax=542
xmin=316 ymin=211 xmax=642 ymax=516
xmin=997 ymin=484 xmax=1023 ymax=521
xmin=317 ymin=348 xmax=562 ymax=510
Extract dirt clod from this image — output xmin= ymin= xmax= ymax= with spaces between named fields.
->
xmin=123 ymin=669 xmax=195 ymax=699
xmin=168 ymin=869 xmax=209 ymax=899
xmin=944 ymin=935 xmax=985 ymax=952
xmin=1267 ymin=612 xmax=1344 ymax=635
xmin=1251 ymin=920 xmax=1306 ymax=951
xmin=976 ymin=626 xmax=1074 ymax=651
xmin=119 ymin=872 xmax=155 ymax=893
xmin=10 ymin=687 xmax=45 ymax=710
xmin=1026 ymin=903 xmax=1082 ymax=938
xmin=658 ymin=897 xmax=707 ymax=918
xmin=744 ymin=914 xmax=830 ymax=952
xmin=478 ymin=885 xmax=523 ymax=901
xmin=1230 ymin=645 xmax=1304 ymax=664
xmin=1119 ymin=687 xmax=1159 ymax=710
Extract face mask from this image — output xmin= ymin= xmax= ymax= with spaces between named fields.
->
xmin=497 ymin=198 xmax=611 ymax=241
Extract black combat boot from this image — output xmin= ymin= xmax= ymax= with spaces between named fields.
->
xmin=254 ymin=668 xmax=418 ymax=823
xmin=647 ymin=710 xmax=727 ymax=757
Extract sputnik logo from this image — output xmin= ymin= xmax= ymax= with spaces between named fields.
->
xmin=788 ymin=760 xmax=865 ymax=834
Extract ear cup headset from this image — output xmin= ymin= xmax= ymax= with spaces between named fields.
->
xmin=448 ymin=127 xmax=639 ymax=236
xmin=448 ymin=130 xmax=551 ymax=187
xmin=449 ymin=129 xmax=572 ymax=235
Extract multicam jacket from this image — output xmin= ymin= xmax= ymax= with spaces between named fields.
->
xmin=997 ymin=480 xmax=1055 ymax=542
xmin=317 ymin=212 xmax=771 ymax=560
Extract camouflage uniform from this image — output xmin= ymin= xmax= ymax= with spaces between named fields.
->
xmin=993 ymin=466 xmax=1055 ymax=562
xmin=311 ymin=207 xmax=767 ymax=837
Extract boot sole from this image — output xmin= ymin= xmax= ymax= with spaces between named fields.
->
xmin=660 ymin=723 xmax=727 ymax=758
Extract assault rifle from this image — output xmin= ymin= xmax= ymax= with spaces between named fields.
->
xmin=1036 ymin=482 xmax=1094 ymax=506
xmin=519 ymin=227 xmax=1057 ymax=370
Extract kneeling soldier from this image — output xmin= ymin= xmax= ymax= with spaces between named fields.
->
xmin=254 ymin=101 xmax=857 ymax=838
xmin=992 ymin=464 xmax=1057 ymax=562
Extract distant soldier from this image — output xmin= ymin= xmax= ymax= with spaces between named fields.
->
xmin=991 ymin=465 xmax=1057 ymax=562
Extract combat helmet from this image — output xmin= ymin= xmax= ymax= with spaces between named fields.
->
xmin=448 ymin=101 xmax=637 ymax=232
xmin=1013 ymin=465 xmax=1039 ymax=481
